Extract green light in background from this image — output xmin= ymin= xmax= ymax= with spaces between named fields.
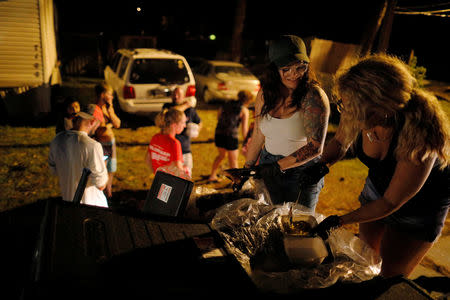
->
xmin=209 ymin=34 xmax=216 ymax=41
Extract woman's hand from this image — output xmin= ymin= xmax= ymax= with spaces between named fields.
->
xmin=310 ymin=215 xmax=342 ymax=239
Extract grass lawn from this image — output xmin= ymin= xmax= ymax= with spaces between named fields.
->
xmin=1 ymin=94 xmax=448 ymax=235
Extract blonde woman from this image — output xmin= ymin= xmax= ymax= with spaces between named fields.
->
xmin=312 ymin=54 xmax=450 ymax=278
xmin=145 ymin=108 xmax=189 ymax=176
xmin=93 ymin=82 xmax=121 ymax=198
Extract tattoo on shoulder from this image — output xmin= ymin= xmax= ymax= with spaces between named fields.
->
xmin=302 ymin=90 xmax=328 ymax=142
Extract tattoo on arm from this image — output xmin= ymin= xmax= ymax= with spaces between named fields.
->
xmin=302 ymin=90 xmax=328 ymax=143
xmin=290 ymin=89 xmax=329 ymax=163
xmin=291 ymin=142 xmax=319 ymax=163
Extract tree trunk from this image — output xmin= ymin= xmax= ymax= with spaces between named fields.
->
xmin=377 ymin=0 xmax=398 ymax=53
xmin=231 ymin=0 xmax=246 ymax=62
xmin=359 ymin=0 xmax=388 ymax=57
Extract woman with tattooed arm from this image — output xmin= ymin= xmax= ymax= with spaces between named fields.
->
xmin=244 ymin=35 xmax=330 ymax=211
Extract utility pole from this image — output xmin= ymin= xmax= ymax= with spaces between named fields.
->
xmin=377 ymin=0 xmax=398 ymax=53
xmin=359 ymin=0 xmax=388 ymax=56
xmin=231 ymin=0 xmax=246 ymax=62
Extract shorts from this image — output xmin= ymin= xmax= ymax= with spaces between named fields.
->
xmin=359 ymin=177 xmax=449 ymax=242
xmin=102 ymin=139 xmax=117 ymax=173
xmin=106 ymin=157 xmax=117 ymax=173
xmin=258 ymin=147 xmax=324 ymax=211
xmin=214 ymin=133 xmax=238 ymax=151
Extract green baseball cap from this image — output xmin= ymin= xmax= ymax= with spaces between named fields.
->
xmin=268 ymin=35 xmax=310 ymax=68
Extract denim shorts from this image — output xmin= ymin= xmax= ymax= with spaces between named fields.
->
xmin=102 ymin=139 xmax=117 ymax=173
xmin=106 ymin=157 xmax=117 ymax=173
xmin=359 ymin=177 xmax=449 ymax=242
xmin=259 ymin=147 xmax=324 ymax=211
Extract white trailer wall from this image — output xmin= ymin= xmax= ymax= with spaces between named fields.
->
xmin=0 ymin=0 xmax=59 ymax=88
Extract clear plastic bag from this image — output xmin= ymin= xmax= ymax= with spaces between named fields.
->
xmin=210 ymin=179 xmax=382 ymax=293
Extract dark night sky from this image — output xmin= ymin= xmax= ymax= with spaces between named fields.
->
xmin=55 ymin=0 xmax=450 ymax=81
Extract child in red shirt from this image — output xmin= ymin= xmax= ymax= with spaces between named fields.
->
xmin=146 ymin=108 xmax=189 ymax=176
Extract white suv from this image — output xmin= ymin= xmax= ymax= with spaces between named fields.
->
xmin=104 ymin=48 xmax=197 ymax=114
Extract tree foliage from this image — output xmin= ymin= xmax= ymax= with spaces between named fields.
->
xmin=408 ymin=55 xmax=426 ymax=87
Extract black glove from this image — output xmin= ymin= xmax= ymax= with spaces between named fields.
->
xmin=299 ymin=162 xmax=329 ymax=187
xmin=310 ymin=215 xmax=342 ymax=240
xmin=252 ymin=162 xmax=283 ymax=180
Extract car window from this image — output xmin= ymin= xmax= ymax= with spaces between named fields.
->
xmin=129 ymin=58 xmax=191 ymax=84
xmin=195 ymin=62 xmax=209 ymax=76
xmin=194 ymin=63 xmax=205 ymax=74
xmin=205 ymin=64 xmax=213 ymax=75
xmin=214 ymin=66 xmax=253 ymax=76
xmin=111 ymin=53 xmax=122 ymax=72
xmin=118 ymin=56 xmax=130 ymax=78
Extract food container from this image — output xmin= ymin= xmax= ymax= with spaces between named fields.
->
xmin=280 ymin=214 xmax=329 ymax=267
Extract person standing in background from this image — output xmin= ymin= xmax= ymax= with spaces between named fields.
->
xmin=162 ymin=86 xmax=201 ymax=177
xmin=146 ymin=108 xmax=189 ymax=176
xmin=208 ymin=90 xmax=252 ymax=182
xmin=93 ymin=82 xmax=121 ymax=199
xmin=55 ymin=96 xmax=80 ymax=134
xmin=49 ymin=104 xmax=109 ymax=207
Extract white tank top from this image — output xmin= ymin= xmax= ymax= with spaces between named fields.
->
xmin=259 ymin=111 xmax=307 ymax=156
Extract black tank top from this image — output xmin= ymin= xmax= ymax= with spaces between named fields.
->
xmin=355 ymin=123 xmax=449 ymax=209
xmin=215 ymin=101 xmax=242 ymax=138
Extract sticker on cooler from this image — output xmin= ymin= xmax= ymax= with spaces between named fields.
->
xmin=157 ymin=184 xmax=172 ymax=203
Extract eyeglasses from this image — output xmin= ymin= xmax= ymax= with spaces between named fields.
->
xmin=336 ymin=99 xmax=344 ymax=113
xmin=280 ymin=61 xmax=308 ymax=77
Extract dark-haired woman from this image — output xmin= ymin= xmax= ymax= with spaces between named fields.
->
xmin=245 ymin=35 xmax=330 ymax=210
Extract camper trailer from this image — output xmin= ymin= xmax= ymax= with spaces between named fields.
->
xmin=0 ymin=0 xmax=60 ymax=120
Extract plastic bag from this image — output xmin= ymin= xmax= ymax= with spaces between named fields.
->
xmin=210 ymin=183 xmax=382 ymax=293
xmin=185 ymin=122 xmax=199 ymax=138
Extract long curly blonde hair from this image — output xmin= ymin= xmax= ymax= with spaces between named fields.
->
xmin=335 ymin=53 xmax=450 ymax=168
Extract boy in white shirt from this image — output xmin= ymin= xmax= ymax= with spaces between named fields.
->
xmin=49 ymin=104 xmax=109 ymax=207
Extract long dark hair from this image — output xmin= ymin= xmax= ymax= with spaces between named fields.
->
xmin=259 ymin=62 xmax=319 ymax=117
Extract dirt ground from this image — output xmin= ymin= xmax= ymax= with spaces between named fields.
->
xmin=1 ymin=78 xmax=449 ymax=298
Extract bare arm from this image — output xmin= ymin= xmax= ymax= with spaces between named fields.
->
xmin=240 ymin=106 xmax=249 ymax=140
xmin=145 ymin=150 xmax=154 ymax=173
xmin=278 ymin=87 xmax=330 ymax=170
xmin=175 ymin=160 xmax=184 ymax=171
xmin=340 ymin=156 xmax=436 ymax=225
xmin=171 ymin=101 xmax=192 ymax=112
xmin=244 ymin=90 xmax=265 ymax=166
xmin=320 ymin=117 xmax=352 ymax=166
xmin=104 ymin=103 xmax=121 ymax=128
